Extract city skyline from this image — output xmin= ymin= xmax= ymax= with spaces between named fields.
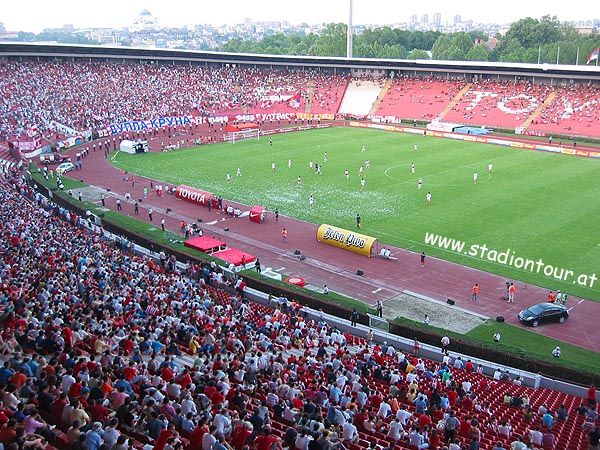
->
xmin=2 ymin=0 xmax=598 ymax=33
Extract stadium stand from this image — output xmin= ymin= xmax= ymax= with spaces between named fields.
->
xmin=442 ymin=80 xmax=555 ymax=130
xmin=1 ymin=59 xmax=600 ymax=450
xmin=0 ymin=169 xmax=597 ymax=450
xmin=527 ymin=84 xmax=600 ymax=138
xmin=374 ymin=76 xmax=466 ymax=121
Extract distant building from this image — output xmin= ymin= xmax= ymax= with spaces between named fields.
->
xmin=130 ymin=9 xmax=160 ymax=32
xmin=433 ymin=13 xmax=441 ymax=25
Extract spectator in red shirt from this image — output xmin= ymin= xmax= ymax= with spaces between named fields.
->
xmin=154 ymin=423 xmax=177 ymax=450
xmin=447 ymin=388 xmax=459 ymax=405
xmin=122 ymin=362 xmax=137 ymax=382
xmin=588 ymin=384 xmax=597 ymax=407
xmin=160 ymin=365 xmax=174 ymax=382
xmin=465 ymin=360 xmax=474 ymax=372
xmin=231 ymin=420 xmax=254 ymax=450
xmin=87 ymin=398 xmax=113 ymax=425
xmin=255 ymin=427 xmax=282 ymax=450
xmin=188 ymin=418 xmax=209 ymax=450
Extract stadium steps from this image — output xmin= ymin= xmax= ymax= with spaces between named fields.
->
xmin=235 ymin=81 xmax=249 ymax=114
xmin=305 ymin=79 xmax=314 ymax=113
xmin=436 ymin=82 xmax=472 ymax=121
xmin=520 ymin=88 xmax=558 ymax=129
xmin=368 ymin=77 xmax=394 ymax=115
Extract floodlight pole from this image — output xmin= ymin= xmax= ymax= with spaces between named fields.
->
xmin=347 ymin=0 xmax=353 ymax=58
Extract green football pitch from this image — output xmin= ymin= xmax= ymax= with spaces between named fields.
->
xmin=112 ymin=127 xmax=600 ymax=302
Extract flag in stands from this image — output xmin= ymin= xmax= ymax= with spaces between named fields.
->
xmin=587 ymin=48 xmax=599 ymax=63
xmin=288 ymin=93 xmax=301 ymax=108
xmin=260 ymin=99 xmax=274 ymax=109
xmin=146 ymin=304 xmax=158 ymax=315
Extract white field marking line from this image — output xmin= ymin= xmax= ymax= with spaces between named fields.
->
xmin=381 ymin=150 xmax=528 ymax=187
xmin=276 ymin=267 xmax=286 ymax=271
xmin=578 ymin=299 xmax=585 ymax=304
xmin=372 ymin=288 xmax=382 ymax=294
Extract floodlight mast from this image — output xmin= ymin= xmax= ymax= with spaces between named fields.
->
xmin=347 ymin=0 xmax=353 ymax=58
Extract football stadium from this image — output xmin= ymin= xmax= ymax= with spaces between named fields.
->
xmin=0 ymin=39 xmax=599 ymax=450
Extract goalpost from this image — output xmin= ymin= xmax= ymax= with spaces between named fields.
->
xmin=226 ymin=128 xmax=261 ymax=143
xmin=223 ymin=123 xmax=261 ymax=143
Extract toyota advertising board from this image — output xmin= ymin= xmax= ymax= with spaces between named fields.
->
xmin=175 ymin=185 xmax=212 ymax=207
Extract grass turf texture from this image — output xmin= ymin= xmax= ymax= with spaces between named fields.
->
xmin=111 ymin=127 xmax=600 ymax=301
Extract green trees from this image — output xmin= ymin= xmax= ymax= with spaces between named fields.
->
xmin=215 ymin=14 xmax=598 ymax=66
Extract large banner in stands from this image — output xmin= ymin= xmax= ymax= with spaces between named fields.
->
xmin=105 ymin=112 xmax=320 ymax=136
xmin=175 ymin=185 xmax=212 ymax=207
xmin=316 ymin=224 xmax=377 ymax=257
xmin=108 ymin=115 xmax=194 ymax=135
xmin=208 ymin=113 xmax=297 ymax=124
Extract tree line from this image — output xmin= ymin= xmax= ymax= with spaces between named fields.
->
xmin=220 ymin=16 xmax=599 ymax=65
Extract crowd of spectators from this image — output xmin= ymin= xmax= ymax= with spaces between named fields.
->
xmin=3 ymin=61 xmax=600 ymax=151
xmin=0 ymin=172 xmax=597 ymax=450
xmin=529 ymin=84 xmax=600 ymax=137
xmin=0 ymin=62 xmax=347 ymax=143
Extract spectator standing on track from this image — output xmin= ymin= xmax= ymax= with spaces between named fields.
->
xmin=420 ymin=252 xmax=426 ymax=267
xmin=472 ymin=283 xmax=479 ymax=301
xmin=508 ymin=283 xmax=516 ymax=302
xmin=148 ymin=207 xmax=153 ymax=221
xmin=281 ymin=228 xmax=287 ymax=242
xmin=274 ymin=208 xmax=279 ymax=222
xmin=376 ymin=300 xmax=383 ymax=318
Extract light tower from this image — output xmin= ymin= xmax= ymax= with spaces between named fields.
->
xmin=347 ymin=0 xmax=353 ymax=58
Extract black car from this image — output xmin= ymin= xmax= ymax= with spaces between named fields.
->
xmin=518 ymin=302 xmax=569 ymax=327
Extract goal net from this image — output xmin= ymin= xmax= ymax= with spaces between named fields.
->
xmin=224 ymin=129 xmax=261 ymax=143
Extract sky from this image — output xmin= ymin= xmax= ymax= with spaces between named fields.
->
xmin=1 ymin=0 xmax=595 ymax=33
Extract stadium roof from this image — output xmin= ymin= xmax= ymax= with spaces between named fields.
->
xmin=1 ymin=42 xmax=599 ymax=82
